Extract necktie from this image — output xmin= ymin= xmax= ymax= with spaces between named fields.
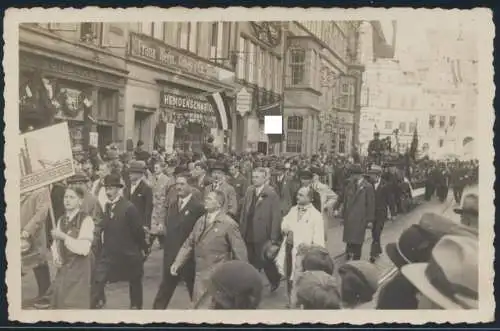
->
xmin=178 ymin=198 xmax=183 ymax=211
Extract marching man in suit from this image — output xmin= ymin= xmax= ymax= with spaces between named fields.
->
xmin=204 ymin=161 xmax=238 ymax=219
xmin=340 ymin=165 xmax=375 ymax=261
xmin=153 ymin=166 xmax=205 ymax=309
xmin=271 ymin=163 xmax=298 ymax=217
xmin=228 ymin=163 xmax=248 ymax=215
xmin=91 ymin=174 xmax=149 ymax=309
xmin=170 ymin=190 xmax=248 ymax=308
xmin=239 ymin=167 xmax=282 ymax=292
xmin=366 ymin=165 xmax=391 ymax=263
xmin=128 ymin=160 xmax=153 ymax=252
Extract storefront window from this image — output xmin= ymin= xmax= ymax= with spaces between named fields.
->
xmin=290 ymin=48 xmax=306 ymax=85
xmin=286 ymin=116 xmax=303 ymax=153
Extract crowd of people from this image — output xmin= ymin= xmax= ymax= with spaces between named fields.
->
xmin=20 ymin=136 xmax=479 ymax=310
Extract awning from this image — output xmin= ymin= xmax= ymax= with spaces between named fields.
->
xmin=206 ymin=92 xmax=232 ymax=131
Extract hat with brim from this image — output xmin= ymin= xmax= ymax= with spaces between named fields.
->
xmin=210 ymin=161 xmax=229 ymax=174
xmin=401 ymin=263 xmax=469 ymax=309
xmin=103 ymin=174 xmax=124 ymax=188
xmin=128 ymin=160 xmax=147 ymax=173
xmin=453 ymin=208 xmax=478 ymax=217
xmin=67 ymin=171 xmax=90 ymax=184
xmin=401 ymin=235 xmax=478 ymax=310
xmin=299 ymin=169 xmax=313 ymax=180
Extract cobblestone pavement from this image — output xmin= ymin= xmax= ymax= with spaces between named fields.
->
xmin=22 ymin=188 xmax=473 ymax=310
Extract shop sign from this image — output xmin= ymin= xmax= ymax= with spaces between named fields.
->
xmin=129 ymin=33 xmax=219 ymax=80
xmin=160 ymin=92 xmax=214 ymax=113
xmin=165 ymin=122 xmax=175 ymax=154
xmin=89 ymin=131 xmax=99 ymax=148
xmin=236 ymin=87 xmax=252 ymax=116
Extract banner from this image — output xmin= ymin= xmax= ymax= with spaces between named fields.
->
xmin=165 ymin=122 xmax=175 ymax=154
xmin=19 ymin=122 xmax=75 ymax=193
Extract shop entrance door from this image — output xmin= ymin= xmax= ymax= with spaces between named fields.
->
xmin=174 ymin=123 xmax=207 ymax=152
xmin=258 ymin=142 xmax=268 ymax=155
xmin=97 ymin=125 xmax=113 ymax=157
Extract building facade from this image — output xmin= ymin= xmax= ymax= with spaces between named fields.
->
xmin=358 ymin=21 xmax=477 ymax=160
xmin=20 ymin=22 xmax=240 ymax=156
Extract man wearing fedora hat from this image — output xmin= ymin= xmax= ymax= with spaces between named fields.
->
xmin=366 ymin=164 xmax=390 ymax=263
xmin=91 ymin=173 xmax=149 ymax=309
xmin=127 ymin=160 xmax=153 ymax=232
xmin=377 ymin=212 xmax=477 ymax=309
xmin=401 ymin=235 xmax=478 ymax=309
xmin=454 ymin=193 xmax=479 ymax=230
xmin=338 ymin=164 xmax=375 ymax=261
xmin=205 ymin=161 xmax=238 ymax=219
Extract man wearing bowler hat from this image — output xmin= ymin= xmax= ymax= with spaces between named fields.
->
xmin=91 ymin=173 xmax=149 ymax=309
xmin=205 ymin=161 xmax=238 ymax=219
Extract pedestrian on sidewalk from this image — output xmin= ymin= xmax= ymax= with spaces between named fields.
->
xmin=50 ymin=186 xmax=95 ymax=309
xmin=170 ymin=190 xmax=248 ymax=309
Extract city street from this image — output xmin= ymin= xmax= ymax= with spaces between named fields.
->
xmin=21 ymin=187 xmax=473 ymax=310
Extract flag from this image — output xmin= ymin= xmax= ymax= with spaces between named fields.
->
xmin=409 ymin=125 xmax=418 ymax=160
xmin=206 ymin=91 xmax=232 ymax=131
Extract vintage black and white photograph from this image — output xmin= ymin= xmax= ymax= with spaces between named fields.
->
xmin=4 ymin=7 xmax=494 ymax=324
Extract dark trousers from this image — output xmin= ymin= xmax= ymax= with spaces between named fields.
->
xmin=153 ymin=271 xmax=194 ymax=309
xmin=345 ymin=243 xmax=363 ymax=261
xmin=33 ymin=263 xmax=51 ymax=297
xmin=246 ymin=242 xmax=281 ymax=286
xmin=453 ymin=186 xmax=465 ymax=204
xmin=424 ymin=183 xmax=435 ymax=201
xmin=91 ymin=265 xmax=144 ymax=309
xmin=436 ymin=185 xmax=448 ymax=202
xmin=370 ymin=218 xmax=386 ymax=258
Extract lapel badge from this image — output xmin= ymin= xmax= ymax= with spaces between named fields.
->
xmin=185 ymin=210 xmax=189 ymax=215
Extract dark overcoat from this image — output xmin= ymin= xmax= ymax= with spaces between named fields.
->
xmin=342 ymin=178 xmax=375 ymax=245
xmin=162 ymin=195 xmax=205 ymax=279
xmin=96 ymin=197 xmax=148 ymax=283
xmin=239 ymin=184 xmax=282 ymax=250
xmin=129 ymin=179 xmax=153 ymax=228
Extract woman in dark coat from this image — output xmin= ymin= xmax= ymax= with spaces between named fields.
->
xmin=50 ymin=186 xmax=95 ymax=309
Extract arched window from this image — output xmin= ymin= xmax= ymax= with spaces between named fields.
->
xmin=286 ymin=116 xmax=303 ymax=153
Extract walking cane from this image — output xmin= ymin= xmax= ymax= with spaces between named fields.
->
xmin=284 ymin=235 xmax=293 ymax=306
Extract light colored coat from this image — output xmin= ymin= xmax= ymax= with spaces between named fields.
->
xmin=149 ymin=173 xmax=170 ymax=234
xmin=275 ymin=204 xmax=325 ymax=280
xmin=204 ymin=181 xmax=238 ymax=218
xmin=173 ymin=211 xmax=248 ymax=308
xmin=21 ymin=188 xmax=50 ymax=272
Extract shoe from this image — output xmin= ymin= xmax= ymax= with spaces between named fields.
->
xmin=33 ymin=297 xmax=51 ymax=309
xmin=270 ymin=282 xmax=280 ymax=293
xmin=369 ymin=256 xmax=376 ymax=264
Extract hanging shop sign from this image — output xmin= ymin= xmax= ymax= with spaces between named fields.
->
xmin=129 ymin=33 xmax=219 ymax=80
xmin=236 ymin=87 xmax=252 ymax=116
xmin=160 ymin=92 xmax=214 ymax=113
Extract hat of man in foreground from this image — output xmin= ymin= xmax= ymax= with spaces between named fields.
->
xmin=208 ymin=261 xmax=264 ymax=309
xmin=401 ymin=235 xmax=478 ymax=309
